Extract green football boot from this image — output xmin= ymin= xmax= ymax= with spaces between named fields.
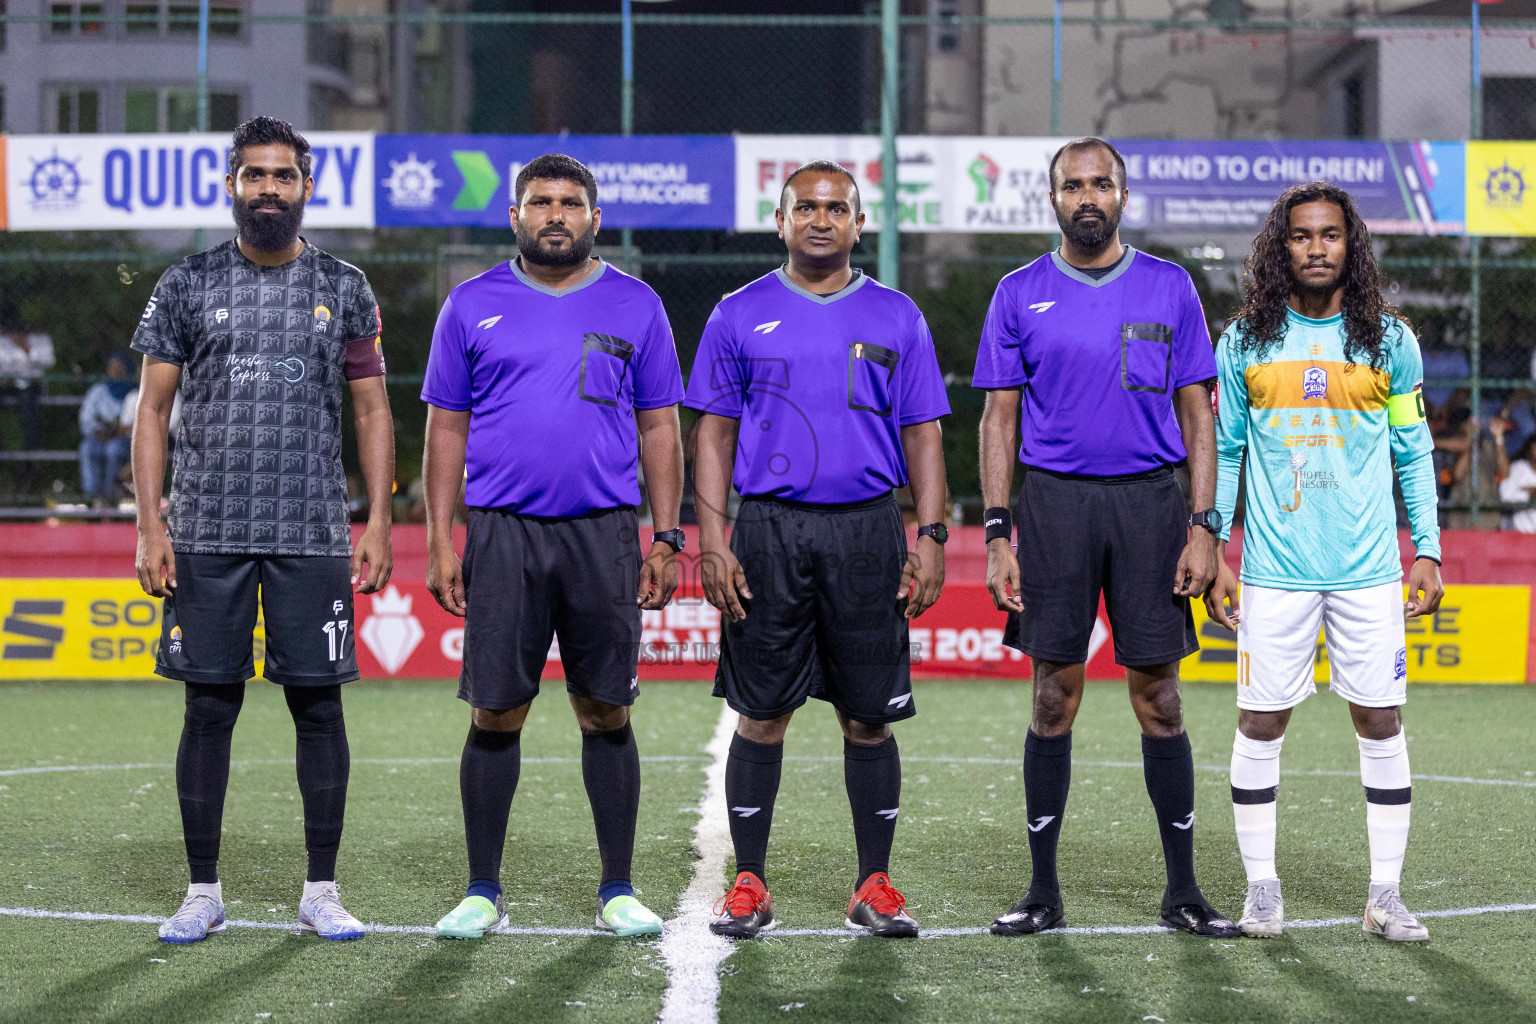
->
xmin=435 ymin=895 xmax=507 ymax=939
xmin=595 ymin=894 xmax=663 ymax=937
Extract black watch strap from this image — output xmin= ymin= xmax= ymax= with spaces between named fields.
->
xmin=652 ymin=528 xmax=685 ymax=553
xmin=917 ymin=522 xmax=949 ymax=545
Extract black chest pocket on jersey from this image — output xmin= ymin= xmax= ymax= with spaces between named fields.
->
xmin=1120 ymin=322 xmax=1172 ymax=393
xmin=848 ymin=342 xmax=899 ymax=417
xmin=580 ymin=333 xmax=635 ymax=408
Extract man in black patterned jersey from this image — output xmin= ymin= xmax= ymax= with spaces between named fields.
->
xmin=130 ymin=116 xmax=395 ymax=945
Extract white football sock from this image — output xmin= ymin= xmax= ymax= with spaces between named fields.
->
xmin=1358 ymin=731 xmax=1412 ymax=886
xmin=1231 ymin=730 xmax=1283 ymax=883
xmin=187 ymin=881 xmax=222 ymax=902
xmin=303 ymin=880 xmax=337 ymax=900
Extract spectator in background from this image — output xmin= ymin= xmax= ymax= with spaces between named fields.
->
xmin=78 ymin=352 xmax=135 ymax=506
xmin=1443 ymin=410 xmax=1510 ymax=529
xmin=1500 ymin=434 xmax=1536 ymax=533
xmin=117 ymin=381 xmax=183 ymax=500
xmin=0 ymin=328 xmax=55 ymax=451
xmin=1494 ymin=387 xmax=1534 ymax=459
xmin=1419 ymin=335 xmax=1468 ymax=418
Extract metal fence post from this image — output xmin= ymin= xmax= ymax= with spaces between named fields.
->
xmin=621 ymin=0 xmax=636 ymax=276
xmin=1469 ymin=239 xmax=1482 ymax=527
xmin=879 ymin=0 xmax=899 ymax=286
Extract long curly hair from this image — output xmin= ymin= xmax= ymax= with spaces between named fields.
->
xmin=1231 ymin=181 xmax=1406 ymax=369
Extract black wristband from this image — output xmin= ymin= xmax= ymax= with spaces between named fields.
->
xmin=1417 ymin=553 xmax=1441 ymax=566
xmin=984 ymin=506 xmax=1013 ymax=544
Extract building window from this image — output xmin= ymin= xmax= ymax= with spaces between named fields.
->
xmin=1484 ymin=78 xmax=1536 ymax=140
xmin=126 ymin=88 xmax=241 ymax=132
xmin=1342 ymin=73 xmax=1365 ymax=139
xmin=125 ymin=1 xmax=244 ymax=38
xmin=50 ymin=2 xmax=105 ymax=35
xmin=54 ymin=87 xmax=102 ymax=132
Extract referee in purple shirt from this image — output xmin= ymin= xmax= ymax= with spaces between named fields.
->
xmin=419 ymin=154 xmax=685 ymax=939
xmin=688 ymin=161 xmax=951 ymax=939
xmin=975 ymin=138 xmax=1239 ymax=938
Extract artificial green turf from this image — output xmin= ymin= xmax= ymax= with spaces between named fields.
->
xmin=0 ymin=679 xmax=1532 ymax=1023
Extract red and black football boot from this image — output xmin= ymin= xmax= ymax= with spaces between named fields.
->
xmin=709 ymin=872 xmax=775 ymax=939
xmin=845 ymin=873 xmax=918 ymax=938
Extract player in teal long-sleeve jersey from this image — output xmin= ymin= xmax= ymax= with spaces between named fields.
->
xmin=1206 ymin=182 xmax=1444 ymax=942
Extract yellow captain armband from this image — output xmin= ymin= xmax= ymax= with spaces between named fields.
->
xmin=1388 ymin=386 xmax=1427 ymax=426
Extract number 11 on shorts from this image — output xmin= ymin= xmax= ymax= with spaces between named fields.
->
xmin=322 ymin=599 xmax=350 ymax=662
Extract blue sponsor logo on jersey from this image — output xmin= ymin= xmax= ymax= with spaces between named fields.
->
xmin=1394 ymin=647 xmax=1407 ymax=681
xmin=1303 ymin=366 xmax=1327 ymax=399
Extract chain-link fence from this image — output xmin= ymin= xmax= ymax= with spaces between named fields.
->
xmin=0 ymin=5 xmax=1532 ymax=527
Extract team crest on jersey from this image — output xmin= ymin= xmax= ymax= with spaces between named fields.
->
xmin=1302 ymin=366 xmax=1327 ymax=399
xmin=168 ymin=625 xmax=183 ymax=656
xmin=313 ymin=305 xmax=333 ymax=332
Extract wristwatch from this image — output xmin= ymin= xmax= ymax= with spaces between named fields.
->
xmin=1188 ymin=509 xmax=1223 ymax=536
xmin=917 ymin=522 xmax=949 ymax=545
xmin=652 ymin=528 xmax=686 ymax=553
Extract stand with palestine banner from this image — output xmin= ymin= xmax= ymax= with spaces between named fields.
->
xmin=3 ymin=133 xmax=1536 ymax=236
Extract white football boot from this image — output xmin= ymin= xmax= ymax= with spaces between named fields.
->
xmin=298 ymin=882 xmax=366 ymax=941
xmin=1363 ymin=883 xmax=1429 ymax=942
xmin=1238 ymin=878 xmax=1284 ymax=938
xmin=158 ymin=887 xmax=227 ymax=944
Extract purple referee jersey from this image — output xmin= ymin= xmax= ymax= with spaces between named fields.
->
xmin=684 ymin=268 xmax=950 ymax=503
xmin=971 ymin=247 xmax=1217 ymax=476
xmin=421 ymin=259 xmax=684 ymax=517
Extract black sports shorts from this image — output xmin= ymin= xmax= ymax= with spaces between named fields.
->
xmin=156 ymin=553 xmax=358 ymax=687
xmin=714 ymin=493 xmax=915 ymax=725
xmin=458 ymin=506 xmax=642 ymax=711
xmin=1003 ymin=465 xmax=1199 ymax=668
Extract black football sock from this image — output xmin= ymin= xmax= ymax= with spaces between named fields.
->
xmin=582 ymin=722 xmax=641 ymax=896
xmin=176 ymin=683 xmax=246 ymax=885
xmin=1022 ymin=730 xmax=1072 ymax=906
xmin=844 ymin=736 xmax=902 ymax=889
xmin=725 ymin=733 xmax=782 ymax=883
xmin=286 ymin=685 xmax=350 ymax=883
xmin=461 ymin=724 xmax=521 ymax=887
xmin=1142 ymin=732 xmax=1201 ymax=905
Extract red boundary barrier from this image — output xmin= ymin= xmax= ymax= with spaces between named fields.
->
xmin=3 ymin=523 xmax=1532 ymax=680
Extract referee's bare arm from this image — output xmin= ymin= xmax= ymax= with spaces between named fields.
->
xmin=1172 ymin=380 xmax=1218 ymax=598
xmin=348 ymin=375 xmax=395 ymax=594
xmin=979 ymin=388 xmax=1023 ymax=613
xmin=132 ymin=355 xmax=181 ymax=597
xmin=694 ymin=412 xmax=752 ymax=622
xmin=898 ymin=420 xmax=947 ymax=618
xmin=636 ymin=405 xmax=683 ymax=610
xmin=423 ymin=404 xmax=470 ymax=616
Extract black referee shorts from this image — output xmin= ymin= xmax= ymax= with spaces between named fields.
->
xmin=156 ymin=553 xmax=358 ymax=687
xmin=1003 ymin=465 xmax=1198 ymax=668
xmin=458 ymin=506 xmax=642 ymax=711
xmin=715 ymin=494 xmax=915 ymax=725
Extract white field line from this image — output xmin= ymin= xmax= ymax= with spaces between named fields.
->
xmin=656 ymin=705 xmax=738 ymax=1024
xmin=3 ymin=901 xmax=1533 ymax=940
xmin=5 ymin=755 xmax=1532 ymax=789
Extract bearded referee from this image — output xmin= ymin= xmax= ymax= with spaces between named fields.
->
xmin=422 ymin=154 xmax=685 ymax=939
xmin=132 ymin=117 xmax=394 ymax=944
xmin=690 ymin=161 xmax=950 ymax=939
xmin=975 ymin=138 xmax=1239 ymax=937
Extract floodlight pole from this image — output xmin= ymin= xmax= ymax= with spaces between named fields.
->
xmin=1051 ymin=0 xmax=1063 ymax=135
xmin=878 ymin=0 xmax=899 ymax=285
xmin=196 ymin=0 xmax=209 ymax=251
xmin=621 ymin=0 xmax=635 ymax=274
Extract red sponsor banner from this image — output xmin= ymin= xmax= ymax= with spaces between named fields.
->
xmin=349 ymin=579 xmax=1116 ymax=681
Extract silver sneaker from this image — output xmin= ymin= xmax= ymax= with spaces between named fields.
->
xmin=298 ymin=884 xmax=366 ymax=941
xmin=158 ymin=892 xmax=226 ymax=944
xmin=1239 ymin=878 xmax=1284 ymax=938
xmin=1363 ymin=884 xmax=1429 ymax=942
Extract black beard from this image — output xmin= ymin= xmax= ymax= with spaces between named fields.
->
xmin=517 ymin=220 xmax=596 ymax=268
xmin=1057 ymin=205 xmax=1120 ymax=251
xmin=234 ymin=195 xmax=305 ymax=253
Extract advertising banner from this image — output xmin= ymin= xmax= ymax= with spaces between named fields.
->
xmin=1465 ymin=140 xmax=1536 ymax=236
xmin=3 ymin=579 xmax=1523 ymax=684
xmin=1179 ymin=584 xmax=1529 ymax=684
xmin=375 ymin=134 xmax=734 ymax=229
xmin=3 ymin=132 xmax=374 ymax=231
xmin=1115 ymin=140 xmax=1466 ymax=235
xmin=734 ymin=135 xmax=1068 ymax=234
